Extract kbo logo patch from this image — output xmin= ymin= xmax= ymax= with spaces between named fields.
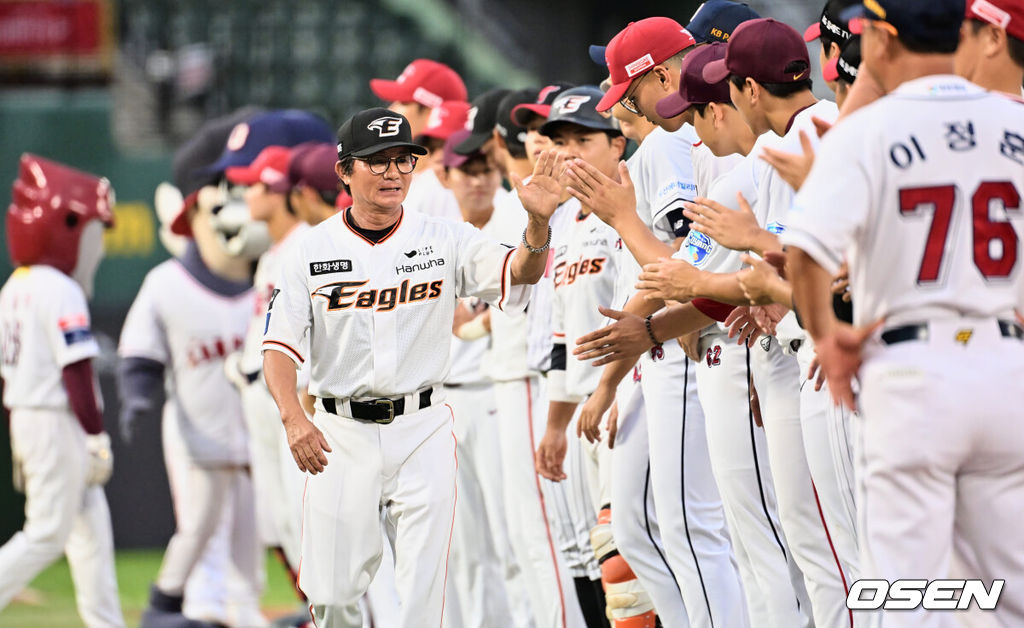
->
xmin=367 ymin=117 xmax=403 ymax=138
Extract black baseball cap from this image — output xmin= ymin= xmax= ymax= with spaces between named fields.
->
xmin=512 ymin=82 xmax=576 ymax=126
xmin=842 ymin=0 xmax=965 ymax=52
xmin=495 ymin=88 xmax=537 ymax=155
xmin=804 ymin=0 xmax=858 ymax=45
xmin=336 ymin=107 xmax=428 ymax=159
xmin=540 ymin=85 xmax=621 ymax=137
xmin=824 ymin=35 xmax=861 ymax=83
xmin=687 ymin=0 xmax=762 ymax=43
xmin=454 ymin=88 xmax=512 ymax=155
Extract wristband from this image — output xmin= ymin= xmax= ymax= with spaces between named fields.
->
xmin=522 ymin=225 xmax=552 ymax=254
xmin=644 ymin=314 xmax=662 ymax=347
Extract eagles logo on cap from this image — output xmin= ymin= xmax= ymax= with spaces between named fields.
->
xmin=555 ymin=95 xmax=592 ymax=114
xmin=367 ymin=116 xmax=404 ymax=138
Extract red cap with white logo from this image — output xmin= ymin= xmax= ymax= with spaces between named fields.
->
xmin=596 ymin=17 xmax=697 ymax=112
xmin=370 ymin=59 xmax=468 ymax=109
xmin=417 ymin=101 xmax=472 ymax=141
xmin=225 ymin=145 xmax=291 ymax=190
xmin=967 ymin=0 xmax=1024 ymax=40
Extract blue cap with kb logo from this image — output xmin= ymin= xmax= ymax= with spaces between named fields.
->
xmin=842 ymin=0 xmax=965 ymax=52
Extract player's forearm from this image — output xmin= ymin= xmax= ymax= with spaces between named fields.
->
xmin=787 ymin=247 xmax=838 ymax=341
xmin=510 ymin=215 xmax=552 ymax=285
xmin=691 ymin=271 xmax=750 ymax=306
xmin=650 ymin=302 xmax=714 ymax=341
xmin=546 ymin=400 xmax=578 ymax=434
xmin=264 ymin=351 xmax=305 ymax=422
xmin=596 ymin=353 xmax=639 ymax=393
xmin=749 ymin=231 xmax=782 ymax=258
xmin=611 ymin=212 xmax=674 ymax=267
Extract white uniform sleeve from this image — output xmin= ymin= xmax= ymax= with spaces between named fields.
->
xmin=454 ymin=222 xmax=530 ymax=314
xmin=49 ymin=279 xmax=100 ymax=368
xmin=118 ymin=273 xmax=169 ymax=365
xmin=781 ymin=121 xmax=872 ymax=276
xmin=643 ymin=128 xmax=699 ymax=241
xmin=262 ymin=241 xmax=311 ymax=367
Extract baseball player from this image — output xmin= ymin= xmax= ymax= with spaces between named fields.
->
xmin=492 ymin=84 xmax=604 ymax=628
xmin=404 ymin=100 xmax=471 ymax=222
xmin=436 ymin=129 xmax=526 ymax=627
xmin=0 ymin=155 xmax=124 ymax=628
xmin=284 ymin=142 xmax=346 ymax=226
xmin=262 ymin=107 xmax=557 ymax=628
xmin=783 ymin=2 xmax=1024 ymax=626
xmin=369 ymin=58 xmax=468 ymax=139
xmin=956 ymin=0 xmax=1024 ymax=94
xmin=529 ymin=85 xmax=642 ymax=628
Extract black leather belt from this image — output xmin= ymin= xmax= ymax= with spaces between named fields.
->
xmin=881 ymin=320 xmax=1024 ymax=345
xmin=320 ymin=389 xmax=433 ymax=424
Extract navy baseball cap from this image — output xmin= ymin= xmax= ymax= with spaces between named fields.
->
xmin=455 ymin=88 xmax=512 ymax=155
xmin=540 ymin=85 xmax=621 ymax=137
xmin=588 ymin=45 xmax=607 ymax=66
xmin=199 ymin=109 xmax=335 ymax=176
xmin=336 ymin=108 xmax=428 ymax=159
xmin=804 ymin=0 xmax=858 ymax=45
xmin=512 ymin=82 xmax=576 ymax=126
xmin=842 ymin=0 xmax=965 ymax=52
xmin=687 ymin=0 xmax=762 ymax=43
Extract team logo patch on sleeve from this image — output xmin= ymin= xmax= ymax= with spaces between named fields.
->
xmin=264 ymin=288 xmax=280 ymax=334
xmin=310 ymin=259 xmax=353 ymax=275
xmin=58 ymin=313 xmax=93 ymax=345
xmin=766 ymin=221 xmax=786 ymax=235
xmin=686 ymin=232 xmax=714 ymax=268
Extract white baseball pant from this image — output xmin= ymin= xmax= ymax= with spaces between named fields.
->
xmin=640 ymin=342 xmax=750 ymax=628
xmin=301 ymin=402 xmax=457 ymax=628
xmin=752 ymin=337 xmax=848 ymax=627
xmin=444 ymin=382 xmax=524 ymax=628
xmin=857 ymin=318 xmax=1024 ymax=628
xmin=162 ymin=406 xmax=265 ymax=626
xmin=698 ymin=332 xmax=810 ymax=628
xmin=609 ymin=379 xmax=688 ymax=626
xmin=561 ymin=408 xmax=602 ymax=581
xmin=493 ymin=375 xmax=588 ymax=628
xmin=240 ymin=379 xmax=291 ymax=547
xmin=0 ymin=408 xmax=123 ymax=628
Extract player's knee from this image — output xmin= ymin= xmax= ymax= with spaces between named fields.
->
xmin=23 ymin=513 xmax=74 ymax=556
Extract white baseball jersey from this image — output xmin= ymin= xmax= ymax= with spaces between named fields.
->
xmin=119 ymin=261 xmax=252 ymax=465
xmin=241 ymin=222 xmax=310 ymax=375
xmin=692 ymin=141 xmax=743 ymax=199
xmin=782 ymin=75 xmax=1024 ymax=326
xmin=0 ymin=266 xmax=99 ymax=409
xmin=263 ymin=208 xmax=529 ymax=399
xmin=548 ymin=210 xmax=621 ymax=403
xmin=632 ymin=125 xmax=700 ymax=244
xmin=526 ymin=198 xmax=578 ymax=372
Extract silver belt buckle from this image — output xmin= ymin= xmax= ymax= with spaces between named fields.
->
xmin=372 ymin=398 xmax=396 ymax=424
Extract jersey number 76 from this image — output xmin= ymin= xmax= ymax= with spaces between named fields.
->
xmin=899 ymin=182 xmax=1021 ymax=284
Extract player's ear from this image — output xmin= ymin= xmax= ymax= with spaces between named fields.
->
xmin=982 ymin=22 xmax=1005 ymax=57
xmin=654 ymin=65 xmax=672 ymax=92
xmin=611 ymin=134 xmax=627 ymax=159
xmin=492 ymin=128 xmax=508 ymax=151
xmin=335 ymin=161 xmax=350 ymax=187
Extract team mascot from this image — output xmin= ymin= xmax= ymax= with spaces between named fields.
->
xmin=118 ymin=109 xmax=333 ymax=628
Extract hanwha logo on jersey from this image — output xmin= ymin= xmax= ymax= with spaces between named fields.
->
xmin=367 ymin=117 xmax=404 ymax=138
xmin=555 ymin=95 xmax=592 ymax=114
xmin=686 ymin=232 xmax=714 ymax=268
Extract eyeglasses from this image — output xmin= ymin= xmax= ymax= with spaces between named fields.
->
xmin=620 ymin=71 xmax=652 ymax=115
xmin=355 ymin=154 xmax=417 ymax=175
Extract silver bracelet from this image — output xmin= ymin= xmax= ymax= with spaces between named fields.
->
xmin=522 ymin=225 xmax=552 ymax=254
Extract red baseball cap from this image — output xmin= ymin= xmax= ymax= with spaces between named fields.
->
xmin=225 ymin=145 xmax=291 ymax=190
xmin=596 ymin=17 xmax=697 ymax=112
xmin=370 ymin=59 xmax=468 ymax=109
xmin=703 ymin=18 xmax=811 ymax=85
xmin=967 ymin=0 xmax=1024 ymax=40
xmin=417 ymin=101 xmax=472 ymax=141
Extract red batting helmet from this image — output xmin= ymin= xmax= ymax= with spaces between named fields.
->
xmin=7 ymin=154 xmax=115 ymax=274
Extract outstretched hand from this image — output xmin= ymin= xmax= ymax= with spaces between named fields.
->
xmin=682 ymin=193 xmax=761 ymax=252
xmin=573 ymin=306 xmax=651 ymax=366
xmin=636 ymin=257 xmax=701 ymax=302
xmin=565 ymin=159 xmax=636 ymax=228
xmin=815 ymin=319 xmax=884 ymax=409
xmin=511 ymin=149 xmax=566 ymax=221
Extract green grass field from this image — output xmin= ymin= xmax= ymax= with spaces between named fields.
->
xmin=0 ymin=549 xmax=305 ymax=627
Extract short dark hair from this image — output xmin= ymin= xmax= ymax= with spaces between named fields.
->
xmin=506 ymin=141 xmax=528 ymax=160
xmin=729 ymin=73 xmax=813 ymax=98
xmin=969 ymin=18 xmax=1024 ymax=69
xmin=693 ymin=101 xmax=736 ymax=117
xmin=338 ymin=156 xmax=355 ymax=194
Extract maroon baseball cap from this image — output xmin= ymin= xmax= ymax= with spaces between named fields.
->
xmin=443 ymin=129 xmax=477 ymax=168
xmin=269 ymin=142 xmax=339 ymax=195
xmin=656 ymin=42 xmax=731 ymax=119
xmin=370 ymin=59 xmax=468 ymax=108
xmin=596 ymin=17 xmax=697 ymax=112
xmin=703 ymin=18 xmax=812 ymax=85
xmin=967 ymin=0 xmax=1024 ymax=40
